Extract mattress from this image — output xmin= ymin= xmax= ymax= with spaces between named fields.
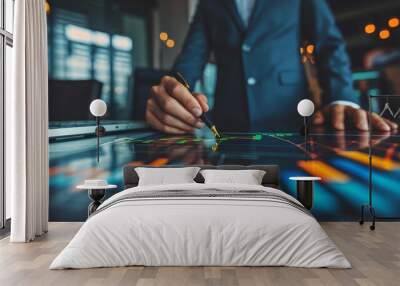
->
xmin=50 ymin=183 xmax=350 ymax=269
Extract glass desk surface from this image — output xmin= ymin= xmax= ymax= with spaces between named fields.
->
xmin=50 ymin=130 xmax=400 ymax=221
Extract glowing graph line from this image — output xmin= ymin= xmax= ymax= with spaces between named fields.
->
xmin=379 ymin=102 xmax=400 ymax=119
xmin=380 ymin=102 xmax=395 ymax=118
xmin=106 ymin=133 xmax=400 ymax=172
xmin=264 ymin=134 xmax=312 ymax=158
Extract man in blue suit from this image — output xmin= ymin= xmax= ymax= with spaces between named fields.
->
xmin=146 ymin=0 xmax=397 ymax=133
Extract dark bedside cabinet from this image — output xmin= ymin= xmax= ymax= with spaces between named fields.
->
xmin=289 ymin=177 xmax=321 ymax=210
xmin=77 ymin=184 xmax=117 ymax=216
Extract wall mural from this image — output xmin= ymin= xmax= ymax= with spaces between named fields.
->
xmin=47 ymin=0 xmax=400 ymax=222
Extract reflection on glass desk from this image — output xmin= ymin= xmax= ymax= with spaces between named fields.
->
xmin=49 ymin=129 xmax=400 ymax=222
xmin=49 ymin=120 xmax=148 ymax=139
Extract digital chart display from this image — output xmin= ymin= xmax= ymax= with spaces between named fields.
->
xmin=49 ymin=130 xmax=400 ymax=221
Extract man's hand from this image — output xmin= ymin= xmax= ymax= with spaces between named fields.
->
xmin=146 ymin=76 xmax=209 ymax=134
xmin=312 ymin=104 xmax=398 ymax=131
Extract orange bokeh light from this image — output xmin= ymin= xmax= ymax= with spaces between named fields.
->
xmin=388 ymin=17 xmax=399 ymax=28
xmin=159 ymin=32 xmax=168 ymax=42
xmin=306 ymin=44 xmax=315 ymax=54
xmin=166 ymin=39 xmax=175 ymax=48
xmin=379 ymin=29 xmax=390 ymax=40
xmin=364 ymin=24 xmax=376 ymax=34
xmin=45 ymin=1 xmax=51 ymax=14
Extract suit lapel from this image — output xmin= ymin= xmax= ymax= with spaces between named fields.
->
xmin=222 ymin=0 xmax=246 ymax=32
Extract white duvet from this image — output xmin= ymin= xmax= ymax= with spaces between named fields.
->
xmin=50 ymin=183 xmax=350 ymax=269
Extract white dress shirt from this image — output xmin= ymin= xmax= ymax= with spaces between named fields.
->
xmin=235 ymin=0 xmax=256 ymax=26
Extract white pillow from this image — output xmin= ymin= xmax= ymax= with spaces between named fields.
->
xmin=135 ymin=167 xmax=200 ymax=186
xmin=200 ymin=169 xmax=266 ymax=185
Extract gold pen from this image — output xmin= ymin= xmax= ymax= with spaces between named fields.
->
xmin=175 ymin=72 xmax=222 ymax=139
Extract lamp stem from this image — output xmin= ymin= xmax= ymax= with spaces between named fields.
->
xmin=96 ymin=117 xmax=100 ymax=163
xmin=304 ymin=116 xmax=308 ymax=156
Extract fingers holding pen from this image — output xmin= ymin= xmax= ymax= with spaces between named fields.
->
xmin=162 ymin=76 xmax=205 ymax=117
xmin=150 ymin=83 xmax=203 ymax=128
xmin=146 ymin=98 xmax=198 ymax=132
xmin=193 ymin=93 xmax=209 ymax=113
xmin=145 ymin=107 xmax=187 ymax=135
xmin=145 ymin=76 xmax=211 ymax=134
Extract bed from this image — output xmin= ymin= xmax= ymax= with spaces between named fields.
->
xmin=50 ymin=165 xmax=350 ymax=269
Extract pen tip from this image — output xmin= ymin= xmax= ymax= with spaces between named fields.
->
xmin=211 ymin=126 xmax=222 ymax=139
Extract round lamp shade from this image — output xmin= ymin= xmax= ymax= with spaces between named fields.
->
xmin=90 ymin=99 xmax=107 ymax=117
xmin=297 ymin=99 xmax=315 ymax=117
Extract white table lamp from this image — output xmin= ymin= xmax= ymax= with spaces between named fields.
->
xmin=90 ymin=99 xmax=107 ymax=117
xmin=297 ymin=99 xmax=315 ymax=155
xmin=90 ymin=99 xmax=107 ymax=162
xmin=297 ymin=99 xmax=315 ymax=117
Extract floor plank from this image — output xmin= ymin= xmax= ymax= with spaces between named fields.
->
xmin=0 ymin=222 xmax=399 ymax=286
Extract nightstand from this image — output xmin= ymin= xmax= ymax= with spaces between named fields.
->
xmin=77 ymin=183 xmax=117 ymax=216
xmin=289 ymin=177 xmax=321 ymax=210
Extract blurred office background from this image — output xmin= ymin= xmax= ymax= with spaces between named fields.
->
xmin=46 ymin=0 xmax=400 ymax=125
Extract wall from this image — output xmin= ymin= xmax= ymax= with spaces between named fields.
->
xmin=153 ymin=0 xmax=190 ymax=69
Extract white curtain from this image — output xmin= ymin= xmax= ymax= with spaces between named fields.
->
xmin=8 ymin=0 xmax=49 ymax=242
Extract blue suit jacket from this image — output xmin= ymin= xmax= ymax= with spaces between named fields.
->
xmin=174 ymin=0 xmax=358 ymax=131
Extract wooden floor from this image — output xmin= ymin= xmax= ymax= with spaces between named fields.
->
xmin=0 ymin=222 xmax=399 ymax=286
